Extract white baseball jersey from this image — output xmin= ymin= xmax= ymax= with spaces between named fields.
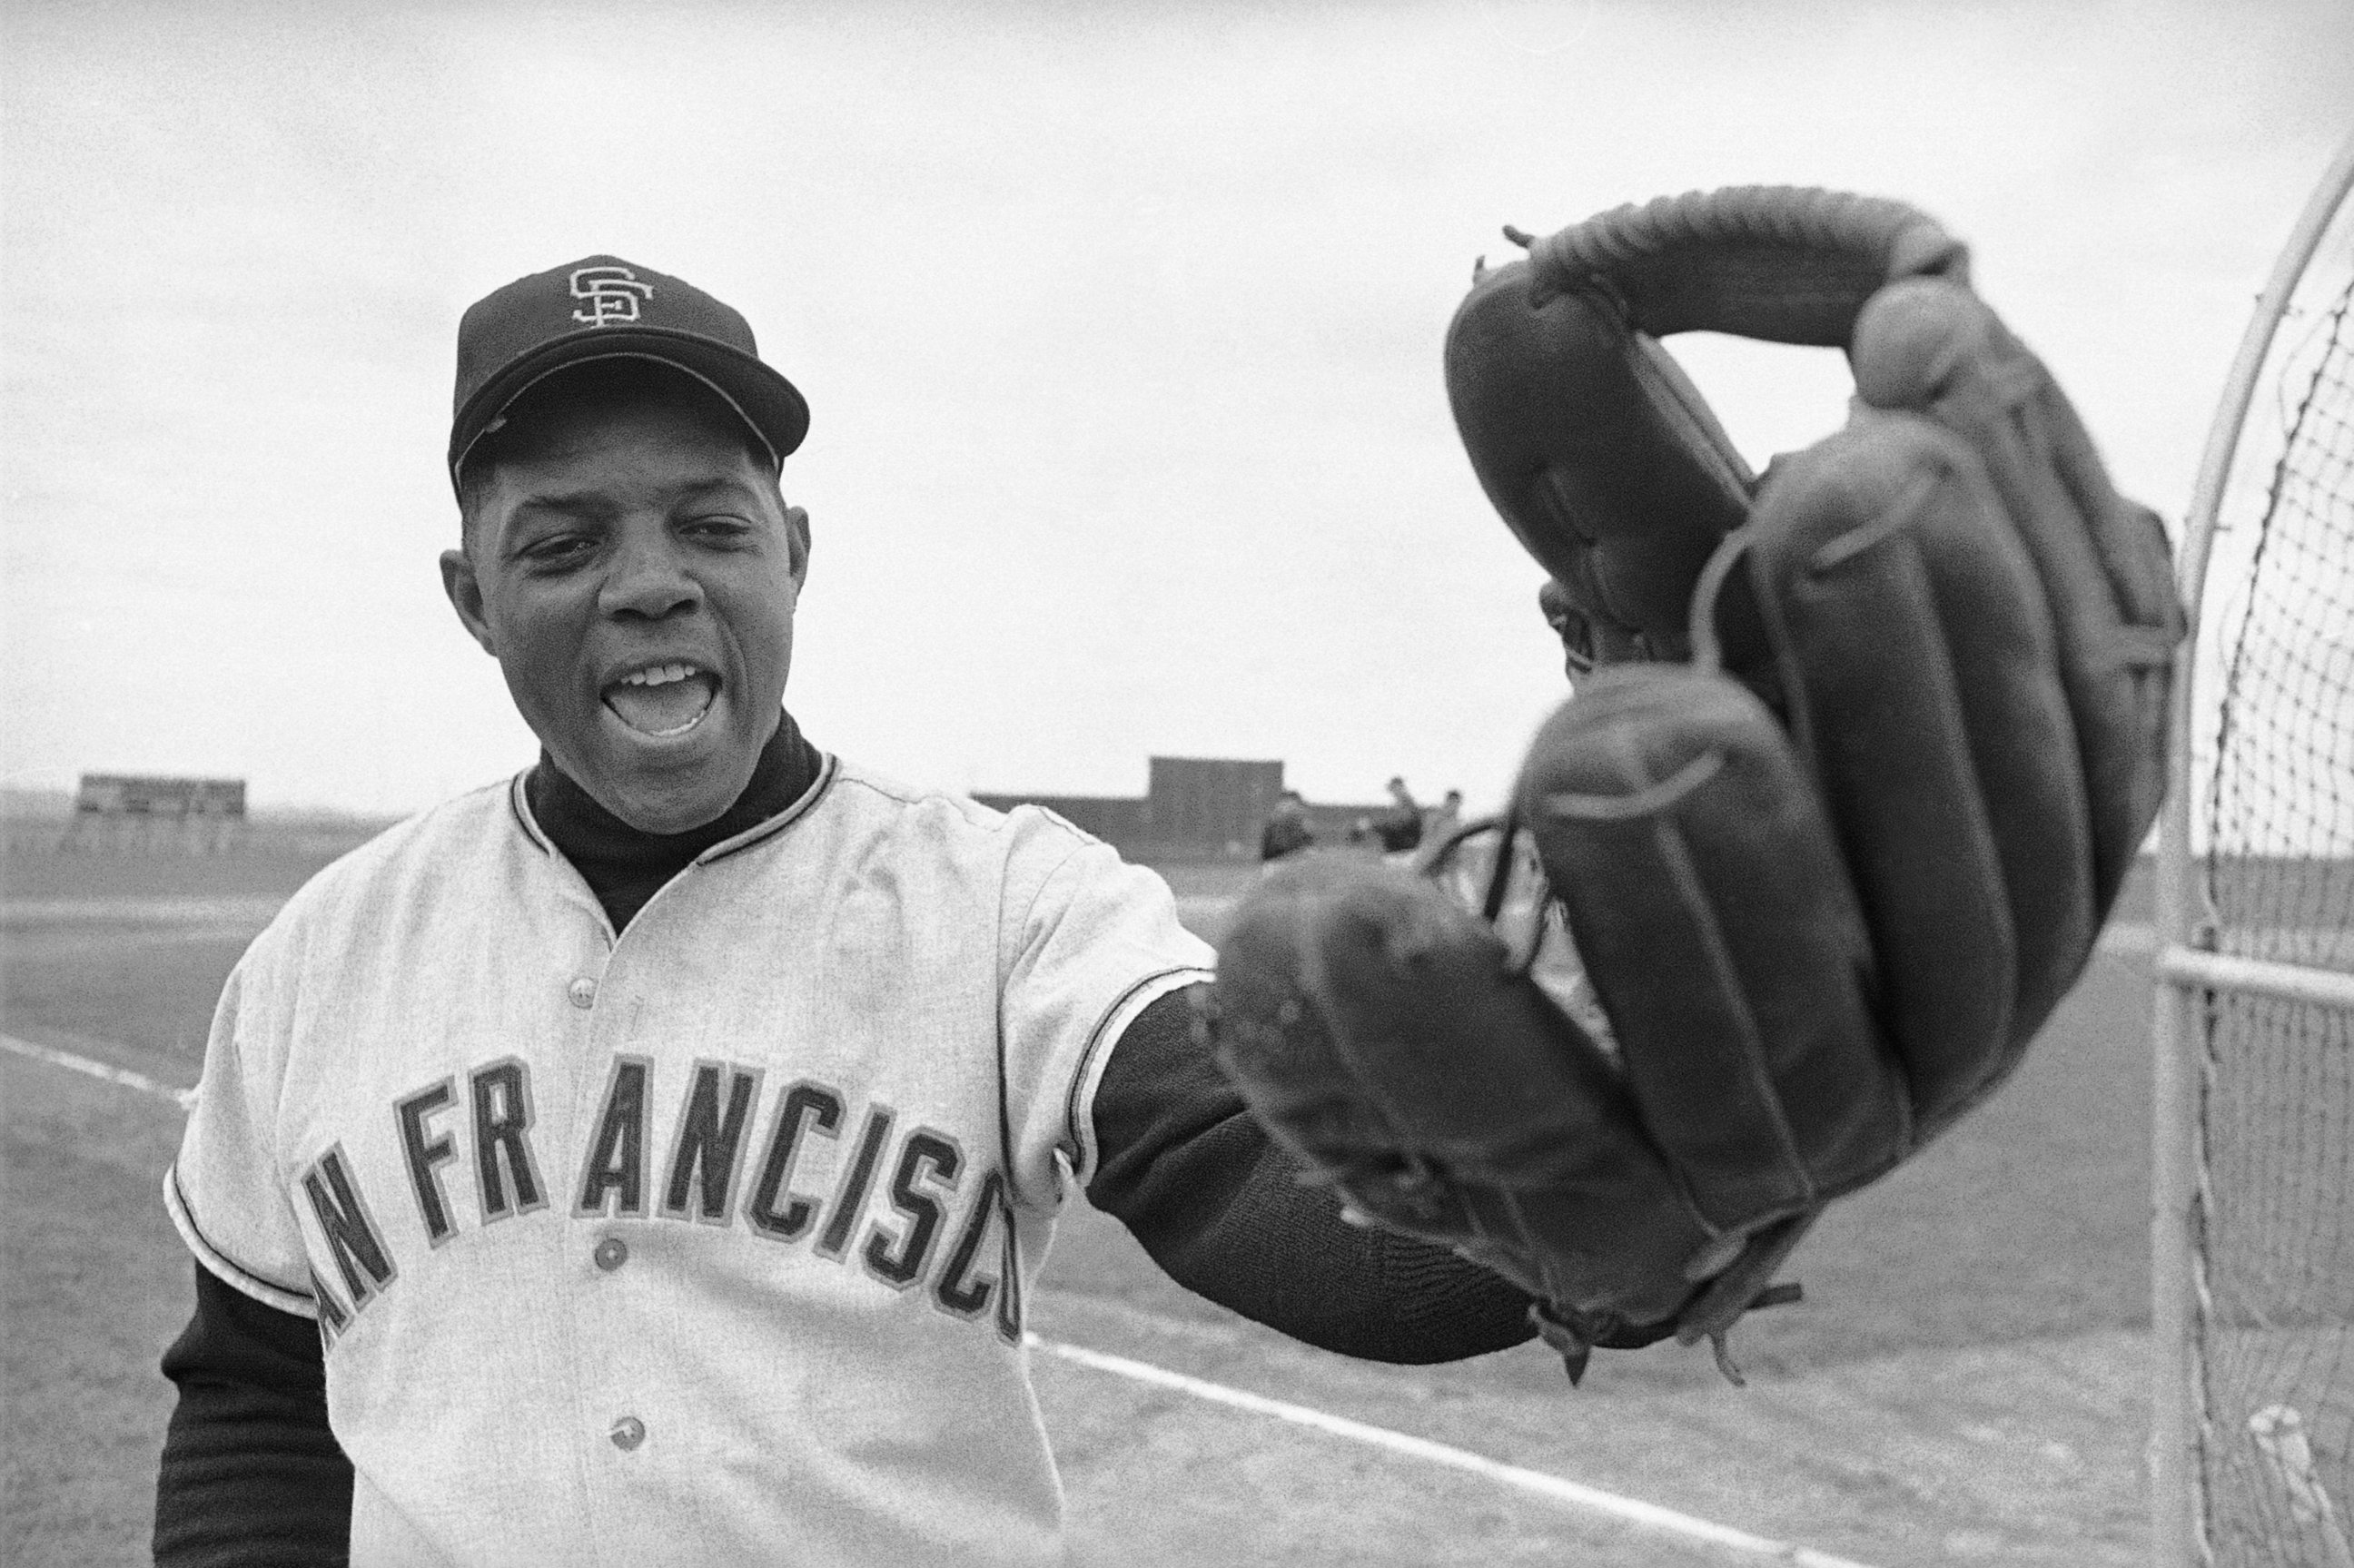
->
xmin=165 ymin=756 xmax=1214 ymax=1567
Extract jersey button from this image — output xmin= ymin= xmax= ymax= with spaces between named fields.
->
xmin=593 ymin=1237 xmax=628 ymax=1271
xmin=610 ymin=1415 xmax=646 ymax=1451
xmin=568 ymin=977 xmax=598 ymax=1010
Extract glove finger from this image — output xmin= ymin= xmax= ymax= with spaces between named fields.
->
xmin=1203 ymin=853 xmax=1706 ymax=1326
xmin=1850 ymin=277 xmax=2182 ymax=917
xmin=1446 ymin=258 xmax=1751 ymax=661
xmin=1516 ymin=665 xmax=1906 ymax=1226
xmin=1738 ymin=413 xmax=2092 ymax=1128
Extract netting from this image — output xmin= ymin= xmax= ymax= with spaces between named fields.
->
xmin=2191 ymin=162 xmax=2354 ymax=1567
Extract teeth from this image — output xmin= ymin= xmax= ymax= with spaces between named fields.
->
xmin=619 ymin=663 xmax=699 ymax=687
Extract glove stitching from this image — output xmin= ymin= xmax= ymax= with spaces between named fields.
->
xmin=1618 ymin=726 xmax=1818 ymax=1233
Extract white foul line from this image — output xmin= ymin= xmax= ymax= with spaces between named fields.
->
xmin=1030 ymin=1335 xmax=1884 ymax=1568
xmin=1 ymin=1032 xmax=198 ymax=1110
xmin=8 ymin=1023 xmax=1876 ymax=1566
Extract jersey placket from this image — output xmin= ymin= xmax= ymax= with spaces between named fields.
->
xmin=522 ymin=840 xmax=639 ymax=1563
xmin=559 ymin=866 xmax=687 ymax=1562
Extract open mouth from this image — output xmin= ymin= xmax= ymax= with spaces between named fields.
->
xmin=602 ymin=662 xmax=720 ymax=738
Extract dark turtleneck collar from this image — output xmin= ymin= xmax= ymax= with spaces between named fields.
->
xmin=525 ymin=708 xmax=823 ymax=934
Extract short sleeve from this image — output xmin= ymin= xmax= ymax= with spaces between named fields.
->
xmin=163 ymin=952 xmax=319 ymax=1318
xmin=996 ymin=816 xmax=1215 ymax=1209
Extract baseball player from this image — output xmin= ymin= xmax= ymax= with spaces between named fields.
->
xmin=151 ymin=257 xmax=1537 ymax=1567
xmin=156 ymin=182 xmax=2180 ymax=1563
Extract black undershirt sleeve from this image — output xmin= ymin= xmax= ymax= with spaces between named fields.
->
xmin=153 ymin=1263 xmax=351 ymax=1567
xmin=1085 ymin=985 xmax=1537 ymax=1364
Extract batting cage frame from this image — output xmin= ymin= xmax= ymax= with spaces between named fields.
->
xmin=2153 ymin=129 xmax=2354 ymax=1568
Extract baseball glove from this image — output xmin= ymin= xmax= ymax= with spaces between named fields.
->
xmin=1199 ymin=186 xmax=2183 ymax=1383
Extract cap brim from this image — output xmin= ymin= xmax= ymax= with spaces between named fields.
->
xmin=447 ymin=326 xmax=809 ymax=488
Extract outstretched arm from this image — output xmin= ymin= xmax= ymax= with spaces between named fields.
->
xmin=1085 ymin=984 xmax=1536 ymax=1364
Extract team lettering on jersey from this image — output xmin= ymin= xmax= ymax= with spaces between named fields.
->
xmin=297 ymin=1056 xmax=1024 ymax=1348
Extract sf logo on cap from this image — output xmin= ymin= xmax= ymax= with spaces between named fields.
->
xmin=570 ymin=265 xmax=653 ymax=327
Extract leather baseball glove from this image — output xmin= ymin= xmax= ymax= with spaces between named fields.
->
xmin=1199 ymin=186 xmax=2183 ymax=1383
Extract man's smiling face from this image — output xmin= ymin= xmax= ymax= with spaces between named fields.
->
xmin=440 ymin=364 xmax=808 ymax=834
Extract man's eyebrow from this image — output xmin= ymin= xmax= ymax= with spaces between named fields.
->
xmin=505 ymin=489 xmax=614 ymax=520
xmin=669 ymin=475 xmax=764 ymax=501
xmin=499 ymin=474 xmax=766 ymax=542
xmin=519 ymin=477 xmax=758 ymax=508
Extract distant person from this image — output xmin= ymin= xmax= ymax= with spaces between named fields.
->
xmin=1425 ymin=787 xmax=1464 ymax=848
xmin=1409 ymin=788 xmax=1469 ymax=876
xmin=1373 ymin=774 xmax=1424 ymax=853
xmin=1259 ymin=788 xmax=1315 ymax=863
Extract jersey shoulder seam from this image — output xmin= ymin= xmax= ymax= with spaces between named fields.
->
xmin=827 ymin=764 xmax=1064 ymax=847
xmin=244 ymin=783 xmax=520 ymax=956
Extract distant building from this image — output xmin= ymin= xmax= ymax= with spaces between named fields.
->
xmin=65 ymin=774 xmax=249 ymax=853
xmin=74 ymin=774 xmax=248 ymax=818
xmin=977 ymin=755 xmax=1386 ymax=862
xmin=1141 ymin=757 xmax=1284 ymax=857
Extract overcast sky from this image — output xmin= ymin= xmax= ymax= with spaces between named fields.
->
xmin=5 ymin=0 xmax=2349 ymax=814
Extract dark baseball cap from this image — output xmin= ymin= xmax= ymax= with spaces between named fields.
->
xmin=448 ymin=254 xmax=809 ymax=491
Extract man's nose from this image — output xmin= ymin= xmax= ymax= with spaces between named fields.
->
xmin=598 ymin=536 xmax=702 ymax=620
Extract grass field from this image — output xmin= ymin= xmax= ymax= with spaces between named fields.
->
xmin=2 ymin=833 xmax=2161 ymax=1566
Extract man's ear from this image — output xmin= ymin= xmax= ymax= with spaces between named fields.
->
xmin=440 ymin=549 xmax=498 ymax=656
xmin=786 ymin=504 xmax=812 ymax=583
